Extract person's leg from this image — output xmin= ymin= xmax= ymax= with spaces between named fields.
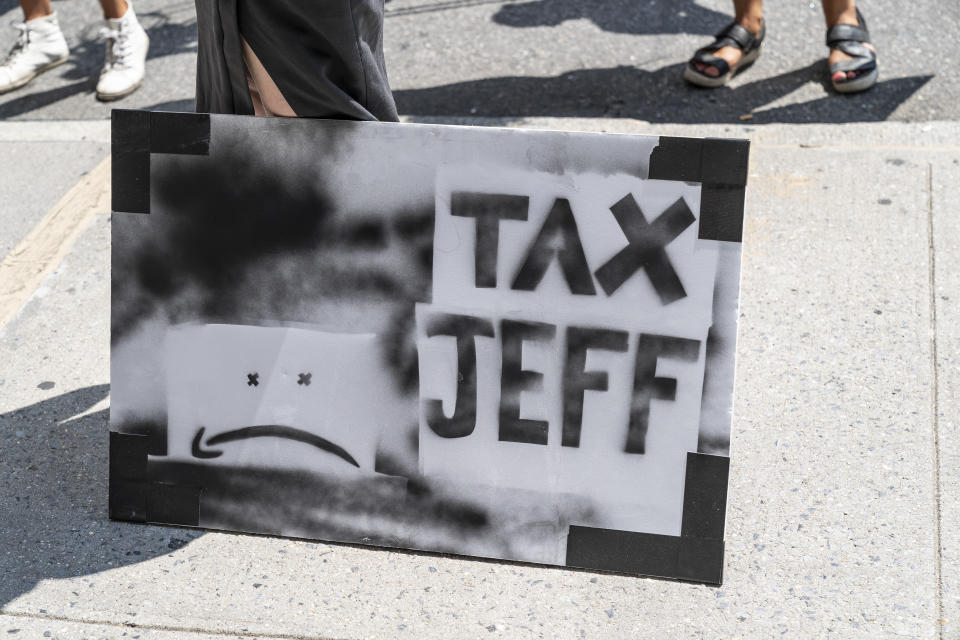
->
xmin=241 ymin=37 xmax=296 ymax=117
xmin=20 ymin=0 xmax=53 ymax=21
xmin=98 ymin=0 xmax=128 ymax=20
xmin=0 ymin=0 xmax=68 ymax=94
xmin=821 ymin=0 xmax=876 ymax=83
xmin=94 ymin=0 xmax=149 ymax=100
xmin=692 ymin=0 xmax=764 ymax=77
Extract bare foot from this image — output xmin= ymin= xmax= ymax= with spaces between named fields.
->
xmin=692 ymin=16 xmax=764 ymax=77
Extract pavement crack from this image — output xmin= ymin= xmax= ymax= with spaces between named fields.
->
xmin=0 ymin=609 xmax=347 ymax=640
xmin=926 ymin=160 xmax=945 ymax=640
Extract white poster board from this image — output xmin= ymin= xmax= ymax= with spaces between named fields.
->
xmin=109 ymin=111 xmax=748 ymax=583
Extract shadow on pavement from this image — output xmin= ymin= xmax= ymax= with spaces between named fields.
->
xmin=395 ymin=61 xmax=933 ymax=124
xmin=145 ymin=98 xmax=195 ymax=112
xmin=491 ymin=0 xmax=727 ymax=35
xmin=0 ymin=81 xmax=91 ymax=119
xmin=0 ymin=9 xmax=196 ymax=118
xmin=0 ymin=385 xmax=201 ymax=608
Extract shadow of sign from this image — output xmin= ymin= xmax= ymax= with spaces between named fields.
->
xmin=0 ymin=385 xmax=202 ymax=608
xmin=394 ymin=62 xmax=933 ymax=124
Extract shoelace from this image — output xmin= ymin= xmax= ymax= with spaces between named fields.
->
xmin=2 ymin=22 xmax=30 ymax=68
xmin=99 ymin=23 xmax=136 ymax=70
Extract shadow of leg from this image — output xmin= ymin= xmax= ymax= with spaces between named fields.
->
xmin=394 ymin=60 xmax=933 ymax=124
xmin=491 ymin=0 xmax=729 ymax=36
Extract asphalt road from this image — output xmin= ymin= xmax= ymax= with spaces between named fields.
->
xmin=0 ymin=0 xmax=956 ymax=123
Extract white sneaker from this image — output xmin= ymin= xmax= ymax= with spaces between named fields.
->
xmin=96 ymin=2 xmax=149 ymax=101
xmin=0 ymin=13 xmax=69 ymax=95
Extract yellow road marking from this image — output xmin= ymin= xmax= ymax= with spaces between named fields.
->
xmin=0 ymin=155 xmax=111 ymax=330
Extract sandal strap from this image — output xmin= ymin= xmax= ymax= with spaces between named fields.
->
xmin=700 ymin=21 xmax=763 ymax=54
xmin=830 ymin=56 xmax=877 ymax=74
xmin=826 ymin=23 xmax=870 ymax=46
xmin=832 ymin=39 xmax=876 ymax=60
xmin=715 ymin=23 xmax=756 ymax=50
xmin=826 ymin=8 xmax=871 ymax=46
xmin=690 ymin=52 xmax=731 ymax=77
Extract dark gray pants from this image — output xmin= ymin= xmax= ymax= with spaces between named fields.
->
xmin=194 ymin=0 xmax=398 ymax=121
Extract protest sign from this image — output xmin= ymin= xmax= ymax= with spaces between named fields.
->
xmin=109 ymin=111 xmax=747 ymax=583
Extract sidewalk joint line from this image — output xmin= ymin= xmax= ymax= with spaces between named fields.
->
xmin=757 ymin=144 xmax=960 ymax=152
xmin=0 ymin=610 xmax=347 ymax=640
xmin=926 ymin=161 xmax=945 ymax=640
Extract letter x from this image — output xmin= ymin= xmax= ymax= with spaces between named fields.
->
xmin=594 ymin=195 xmax=695 ymax=304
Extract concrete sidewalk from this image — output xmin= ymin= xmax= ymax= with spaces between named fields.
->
xmin=0 ymin=119 xmax=958 ymax=639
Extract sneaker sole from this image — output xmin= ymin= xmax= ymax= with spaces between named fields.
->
xmin=96 ymin=77 xmax=143 ymax=102
xmin=0 ymin=55 xmax=68 ymax=95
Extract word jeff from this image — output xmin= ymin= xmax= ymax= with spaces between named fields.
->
xmin=451 ymin=190 xmax=696 ymax=305
xmin=422 ymin=311 xmax=700 ymax=455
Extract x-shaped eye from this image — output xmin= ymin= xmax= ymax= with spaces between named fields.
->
xmin=247 ymin=373 xmax=259 ymax=387
xmin=297 ymin=373 xmax=312 ymax=386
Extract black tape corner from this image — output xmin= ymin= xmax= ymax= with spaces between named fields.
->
xmin=676 ymin=451 xmax=728 ymax=582
xmin=108 ymin=432 xmax=201 ymax=526
xmin=677 ymin=537 xmax=725 ymax=584
xmin=111 ymin=111 xmax=212 ymax=214
xmin=109 ymin=431 xmax=149 ymax=522
xmin=149 ymin=112 xmax=211 ymax=156
xmin=147 ymin=482 xmax=201 ymax=527
xmin=698 ymin=138 xmax=749 ymax=243
xmin=566 ymin=527 xmax=679 ymax=579
xmin=648 ymin=135 xmax=747 ymax=243
xmin=701 ymin=138 xmax=750 ymax=186
xmin=648 ymin=136 xmax=703 ymax=183
xmin=111 ymin=109 xmax=151 ymax=214
xmin=681 ymin=452 xmax=730 ymax=540
xmin=564 ymin=451 xmax=729 ymax=584
xmin=699 ymin=184 xmax=745 ymax=243
xmin=109 ymin=431 xmax=148 ymax=481
xmin=109 ymin=480 xmax=147 ymax=522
